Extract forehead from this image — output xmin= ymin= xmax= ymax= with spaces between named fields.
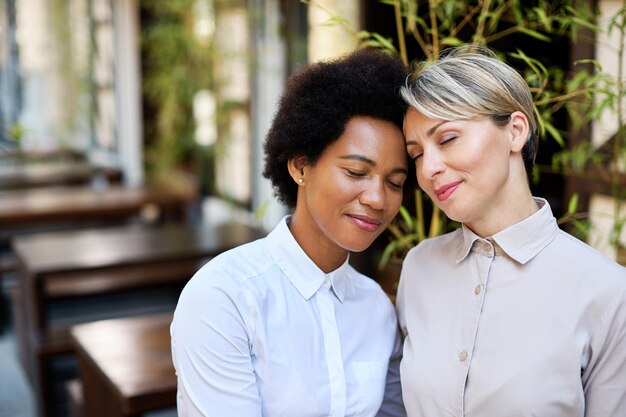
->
xmin=330 ymin=116 xmax=405 ymax=152
xmin=322 ymin=116 xmax=405 ymax=164
xmin=403 ymin=108 xmax=444 ymax=137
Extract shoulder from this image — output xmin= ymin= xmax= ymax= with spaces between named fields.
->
xmin=172 ymin=237 xmax=277 ymax=335
xmin=200 ymin=237 xmax=274 ymax=282
xmin=397 ymin=230 xmax=466 ymax=300
xmin=551 ymin=230 xmax=625 ymax=281
xmin=177 ymin=237 xmax=276 ymax=307
xmin=543 ymin=231 xmax=626 ymax=321
xmin=404 ymin=229 xmax=463 ymax=265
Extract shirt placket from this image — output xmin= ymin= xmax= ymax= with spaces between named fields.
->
xmin=459 ymin=240 xmax=495 ymax=416
xmin=316 ymin=277 xmax=346 ymax=417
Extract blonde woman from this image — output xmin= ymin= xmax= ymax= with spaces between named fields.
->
xmin=397 ymin=46 xmax=626 ymax=416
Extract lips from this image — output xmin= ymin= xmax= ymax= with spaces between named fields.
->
xmin=347 ymin=214 xmax=382 ymax=233
xmin=434 ymin=180 xmax=462 ymax=202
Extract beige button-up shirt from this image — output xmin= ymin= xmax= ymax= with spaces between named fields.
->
xmin=396 ymin=198 xmax=626 ymax=416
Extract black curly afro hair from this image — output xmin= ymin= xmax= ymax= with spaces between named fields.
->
xmin=262 ymin=48 xmax=408 ymax=208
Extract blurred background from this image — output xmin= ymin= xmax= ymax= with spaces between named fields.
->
xmin=0 ymin=1 xmax=625 ymax=417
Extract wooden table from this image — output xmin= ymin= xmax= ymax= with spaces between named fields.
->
xmin=70 ymin=313 xmax=176 ymax=417
xmin=0 ymin=185 xmax=189 ymax=232
xmin=0 ymin=148 xmax=85 ymax=163
xmin=0 ymin=161 xmax=122 ymax=190
xmin=11 ymin=221 xmax=264 ymax=417
xmin=0 ymin=184 xmax=193 ymax=341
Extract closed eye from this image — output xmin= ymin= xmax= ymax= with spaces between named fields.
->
xmin=387 ymin=179 xmax=405 ymax=190
xmin=346 ymin=169 xmax=366 ymax=178
xmin=410 ymin=152 xmax=422 ymax=161
xmin=440 ymin=135 xmax=457 ymax=145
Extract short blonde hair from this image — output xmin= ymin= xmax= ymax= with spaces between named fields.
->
xmin=401 ymin=45 xmax=539 ymax=168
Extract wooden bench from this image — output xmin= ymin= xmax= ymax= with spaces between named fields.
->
xmin=11 ymin=221 xmax=264 ymax=417
xmin=70 ymin=313 xmax=176 ymax=417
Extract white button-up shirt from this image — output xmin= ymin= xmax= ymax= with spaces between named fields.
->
xmin=396 ymin=198 xmax=626 ymax=417
xmin=171 ymin=216 xmax=405 ymax=417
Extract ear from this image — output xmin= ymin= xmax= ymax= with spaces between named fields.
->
xmin=287 ymin=156 xmax=307 ymax=184
xmin=508 ymin=111 xmax=530 ymax=154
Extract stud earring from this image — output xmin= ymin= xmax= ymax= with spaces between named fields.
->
xmin=298 ymin=178 xmax=303 ymax=184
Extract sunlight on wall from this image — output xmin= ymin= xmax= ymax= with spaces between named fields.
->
xmin=214 ymin=4 xmax=251 ymax=204
xmin=589 ymin=194 xmax=626 ymax=259
xmin=308 ymin=0 xmax=358 ymax=62
xmin=588 ymin=0 xmax=626 ymax=261
xmin=593 ymin=0 xmax=626 ymax=147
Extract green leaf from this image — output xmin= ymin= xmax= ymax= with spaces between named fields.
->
xmin=378 ymin=243 xmax=395 ymax=271
xmin=440 ymin=36 xmax=464 ymax=46
xmin=511 ymin=49 xmax=549 ymax=78
xmin=568 ymin=193 xmax=579 ymax=214
xmin=571 ymin=16 xmax=599 ymax=31
xmin=398 ymin=205 xmax=414 ymax=231
xmin=572 ymin=220 xmax=590 ymax=238
xmin=356 ymin=30 xmax=371 ymax=40
xmin=574 ymin=59 xmax=602 ymax=72
xmin=517 ymin=26 xmax=552 ymax=42
xmin=544 ymin=122 xmax=565 ymax=147
xmin=532 ymin=7 xmax=552 ymax=30
xmin=321 ymin=16 xmax=350 ymax=27
xmin=371 ymin=33 xmax=397 ymax=52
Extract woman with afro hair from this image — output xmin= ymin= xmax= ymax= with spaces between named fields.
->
xmin=171 ymin=49 xmax=408 ymax=417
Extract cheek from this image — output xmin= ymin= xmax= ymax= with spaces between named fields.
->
xmin=415 ymin=170 xmax=432 ymax=194
xmin=387 ymin=191 xmax=404 ymax=216
xmin=311 ymin=172 xmax=355 ymax=208
xmin=331 ymin=176 xmax=358 ymax=200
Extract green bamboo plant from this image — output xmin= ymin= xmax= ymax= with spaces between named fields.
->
xmin=140 ymin=0 xmax=214 ymax=194
xmin=306 ymin=0 xmax=626 ymax=268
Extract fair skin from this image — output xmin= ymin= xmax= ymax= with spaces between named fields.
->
xmin=288 ymin=115 xmax=408 ymax=273
xmin=403 ymin=108 xmax=538 ymax=237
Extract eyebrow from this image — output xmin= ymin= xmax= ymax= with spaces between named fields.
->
xmin=427 ymin=120 xmax=450 ymax=136
xmin=340 ymin=154 xmax=376 ymax=165
xmin=405 ymin=120 xmax=452 ymax=147
xmin=340 ymin=154 xmax=408 ymax=175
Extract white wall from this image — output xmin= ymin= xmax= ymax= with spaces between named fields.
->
xmin=16 ymin=0 xmax=88 ymax=150
xmin=14 ymin=0 xmax=143 ymax=185
xmin=112 ymin=0 xmax=143 ymax=185
xmin=249 ymin=0 xmax=288 ymax=230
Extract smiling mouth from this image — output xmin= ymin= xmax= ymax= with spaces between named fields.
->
xmin=347 ymin=214 xmax=382 ymax=233
xmin=435 ymin=181 xmax=462 ymax=202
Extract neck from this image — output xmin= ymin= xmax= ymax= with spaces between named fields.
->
xmin=466 ymin=169 xmax=538 ymax=238
xmin=287 ymin=214 xmax=348 ymax=273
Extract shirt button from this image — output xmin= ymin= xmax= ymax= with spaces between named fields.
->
xmin=458 ymin=351 xmax=468 ymax=361
xmin=474 ymin=285 xmax=481 ymax=295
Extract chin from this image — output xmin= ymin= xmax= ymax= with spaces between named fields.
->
xmin=435 ymin=201 xmax=465 ymax=222
xmin=443 ymin=208 xmax=461 ymax=220
xmin=343 ymin=238 xmax=376 ymax=253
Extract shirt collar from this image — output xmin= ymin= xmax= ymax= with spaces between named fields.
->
xmin=457 ymin=198 xmax=559 ymax=264
xmin=266 ymin=216 xmax=349 ymax=302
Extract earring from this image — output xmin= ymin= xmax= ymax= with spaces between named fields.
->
xmin=298 ymin=178 xmax=303 ymax=184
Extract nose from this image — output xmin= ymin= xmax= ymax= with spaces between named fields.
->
xmin=419 ymin=149 xmax=445 ymax=180
xmin=359 ymin=179 xmax=386 ymax=211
